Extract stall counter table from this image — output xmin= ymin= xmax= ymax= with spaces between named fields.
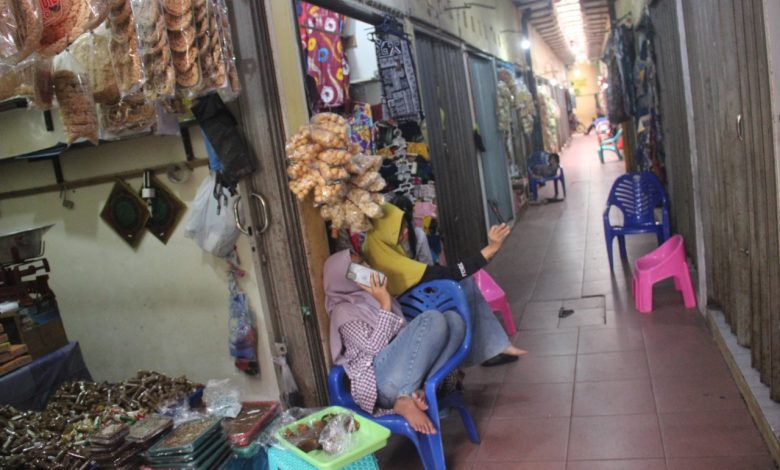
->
xmin=0 ymin=341 xmax=91 ymax=410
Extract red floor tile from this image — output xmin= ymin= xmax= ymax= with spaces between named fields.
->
xmin=646 ymin=344 xmax=731 ymax=379
xmin=652 ymin=374 xmax=746 ymax=413
xmin=666 ymin=456 xmax=775 ymax=470
xmin=493 ymin=382 xmax=574 ymax=418
xmin=514 ymin=330 xmax=579 ymax=357
xmin=572 ymin=379 xmax=656 ymax=416
xmin=558 ymin=308 xmax=605 ymax=328
xmin=476 ymin=417 xmax=570 ymax=462
xmin=521 ymin=309 xmax=564 ymax=330
xmin=578 ymin=327 xmax=644 ymax=354
xmin=568 ymin=414 xmax=664 ymax=460
xmin=575 ymin=350 xmax=650 ymax=382
xmin=659 ymin=410 xmax=769 ymax=458
xmin=481 ymin=463 xmax=566 ymax=470
xmin=566 ymin=460 xmax=667 ymax=470
xmin=503 ymin=355 xmax=577 ymax=384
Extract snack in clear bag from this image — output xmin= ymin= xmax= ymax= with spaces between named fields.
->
xmin=287 ymin=143 xmax=320 ymax=162
xmin=347 ymin=187 xmax=382 ymax=219
xmin=345 ymin=153 xmax=381 ymax=175
xmin=108 ymin=0 xmax=146 ymax=95
xmin=311 ymin=112 xmax=347 ymax=127
xmin=83 ymin=0 xmax=110 ymax=32
xmin=367 ymin=176 xmax=386 ymax=192
xmin=289 ymin=173 xmax=319 ymax=200
xmin=0 ymin=0 xmax=43 ymax=66
xmin=313 ymin=182 xmax=347 ymax=206
xmin=99 ymin=92 xmax=155 ymax=139
xmin=311 ymin=161 xmax=349 ymax=183
xmin=352 ymin=170 xmax=381 ymax=189
xmin=192 ymin=0 xmax=222 ymax=92
xmin=310 ymin=126 xmax=347 ymax=149
xmin=71 ymin=26 xmax=120 ymax=104
xmin=212 ymin=0 xmax=237 ymax=93
xmin=0 ymin=56 xmax=50 ymax=107
xmin=344 ymin=200 xmax=371 ymax=233
xmin=131 ymin=0 xmax=175 ymax=100
xmin=163 ymin=0 xmax=201 ymax=92
xmin=39 ymin=0 xmax=93 ymax=56
xmin=318 ymin=413 xmax=357 ymax=455
xmin=318 ymin=149 xmax=351 ymax=166
xmin=53 ymin=50 xmax=99 ymax=144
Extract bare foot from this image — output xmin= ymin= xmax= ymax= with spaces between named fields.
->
xmin=411 ymin=390 xmax=429 ymax=411
xmin=503 ymin=345 xmax=528 ymax=356
xmin=394 ymin=396 xmax=436 ymax=434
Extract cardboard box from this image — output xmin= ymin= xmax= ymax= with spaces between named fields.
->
xmin=0 ymin=308 xmax=68 ymax=360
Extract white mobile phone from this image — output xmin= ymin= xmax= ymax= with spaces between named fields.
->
xmin=346 ymin=263 xmax=386 ymax=286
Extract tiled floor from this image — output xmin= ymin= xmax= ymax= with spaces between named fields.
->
xmin=375 ymin=134 xmax=776 ymax=469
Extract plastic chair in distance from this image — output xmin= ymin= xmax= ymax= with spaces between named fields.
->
xmin=474 ymin=269 xmax=516 ymax=336
xmin=328 ymin=280 xmax=478 ymax=470
xmin=598 ymin=127 xmax=624 ymax=163
xmin=632 ymin=234 xmax=696 ymax=313
xmin=603 ymin=172 xmax=671 ymax=270
xmin=527 ymin=151 xmax=566 ymax=202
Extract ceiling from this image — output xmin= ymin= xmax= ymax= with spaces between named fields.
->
xmin=512 ymin=0 xmax=610 ymax=64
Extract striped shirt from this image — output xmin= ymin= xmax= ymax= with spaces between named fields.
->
xmin=339 ymin=309 xmax=405 ymax=416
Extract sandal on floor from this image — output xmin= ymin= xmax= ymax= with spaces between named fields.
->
xmin=480 ymin=353 xmax=519 ymax=367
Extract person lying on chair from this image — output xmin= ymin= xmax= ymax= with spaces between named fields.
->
xmin=363 ymin=204 xmax=527 ymax=367
xmin=325 ymin=249 xmax=465 ymax=434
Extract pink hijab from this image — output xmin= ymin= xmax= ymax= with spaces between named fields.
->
xmin=324 ymin=250 xmax=406 ymax=364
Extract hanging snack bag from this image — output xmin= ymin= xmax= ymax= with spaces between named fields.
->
xmin=70 ymin=25 xmax=120 ymax=104
xmin=190 ymin=0 xmax=214 ymax=93
xmin=0 ymin=56 xmax=51 ymax=108
xmin=83 ymin=0 xmax=110 ymax=32
xmin=163 ymin=0 xmax=201 ymax=94
xmin=53 ymin=49 xmax=99 ymax=144
xmin=108 ymin=0 xmax=146 ymax=96
xmin=212 ymin=0 xmax=237 ymax=94
xmin=131 ymin=0 xmax=175 ymax=100
xmin=39 ymin=0 xmax=92 ymax=56
xmin=200 ymin=0 xmax=225 ymax=89
xmin=0 ymin=0 xmax=43 ymax=66
xmin=99 ymin=92 xmax=155 ymax=139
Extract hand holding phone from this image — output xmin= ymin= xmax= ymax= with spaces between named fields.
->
xmin=347 ymin=262 xmax=386 ymax=287
xmin=347 ymin=263 xmax=391 ymax=310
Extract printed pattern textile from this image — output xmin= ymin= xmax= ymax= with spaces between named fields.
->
xmin=298 ymin=2 xmax=350 ymax=107
xmin=374 ymin=29 xmax=422 ymax=121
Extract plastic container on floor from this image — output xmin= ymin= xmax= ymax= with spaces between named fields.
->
xmin=273 ymin=406 xmax=389 ymax=470
xmin=266 ymin=447 xmax=379 ymax=470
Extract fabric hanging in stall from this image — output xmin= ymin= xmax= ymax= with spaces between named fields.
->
xmin=633 ymin=13 xmax=664 ymax=177
xmin=371 ymin=18 xmax=422 ymax=122
xmin=298 ymin=2 xmax=350 ymax=108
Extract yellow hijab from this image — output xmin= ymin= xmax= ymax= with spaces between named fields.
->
xmin=363 ymin=204 xmax=427 ymax=296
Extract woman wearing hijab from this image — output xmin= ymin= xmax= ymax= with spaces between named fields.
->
xmin=363 ymin=204 xmax=526 ymax=367
xmin=324 ymin=249 xmax=466 ymax=434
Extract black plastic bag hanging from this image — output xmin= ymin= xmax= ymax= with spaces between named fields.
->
xmin=192 ymin=93 xmax=256 ymax=192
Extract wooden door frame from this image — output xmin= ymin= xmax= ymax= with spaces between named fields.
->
xmin=228 ymin=0 xmax=330 ymax=406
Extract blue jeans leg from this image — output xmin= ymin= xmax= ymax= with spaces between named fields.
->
xmin=459 ymin=277 xmax=511 ymax=367
xmin=426 ymin=310 xmax=466 ymax=379
xmin=373 ymin=310 xmax=448 ymax=409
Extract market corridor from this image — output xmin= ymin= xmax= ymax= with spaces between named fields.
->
xmin=376 ymin=134 xmax=775 ymax=469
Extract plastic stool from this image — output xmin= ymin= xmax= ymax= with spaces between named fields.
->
xmin=632 ymin=235 xmax=696 ymax=313
xmin=267 ymin=447 xmax=380 ymax=470
xmin=474 ymin=270 xmax=517 ymax=336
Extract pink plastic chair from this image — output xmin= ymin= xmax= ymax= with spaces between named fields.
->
xmin=632 ymin=234 xmax=696 ymax=313
xmin=474 ymin=270 xmax=517 ymax=336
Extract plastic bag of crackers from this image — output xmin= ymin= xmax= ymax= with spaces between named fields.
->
xmin=107 ymin=0 xmax=146 ymax=96
xmin=0 ymin=0 xmax=43 ymax=66
xmin=285 ymin=112 xmax=386 ymax=232
xmin=39 ymin=0 xmax=109 ymax=57
xmin=212 ymin=0 xmax=238 ymax=98
xmin=53 ymin=49 xmax=99 ymax=144
xmin=0 ymin=56 xmax=52 ymax=109
xmin=131 ymin=0 xmax=175 ymax=100
xmin=70 ymin=25 xmax=121 ymax=105
xmin=99 ymin=92 xmax=156 ymax=139
xmin=162 ymin=0 xmax=201 ymax=95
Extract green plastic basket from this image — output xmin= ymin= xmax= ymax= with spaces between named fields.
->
xmin=273 ymin=406 xmax=389 ymax=470
xmin=267 ymin=447 xmax=379 ymax=470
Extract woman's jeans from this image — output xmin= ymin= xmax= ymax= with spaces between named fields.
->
xmin=373 ymin=310 xmax=465 ymax=408
xmin=459 ymin=276 xmax=512 ymax=367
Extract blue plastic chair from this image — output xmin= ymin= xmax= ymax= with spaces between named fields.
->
xmin=598 ymin=128 xmax=624 ymax=163
xmin=527 ymin=151 xmax=566 ymax=201
xmin=603 ymin=172 xmax=671 ymax=270
xmin=328 ymin=280 xmax=479 ymax=470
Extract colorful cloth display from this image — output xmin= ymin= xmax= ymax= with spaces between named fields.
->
xmin=298 ymin=2 xmax=350 ymax=108
xmin=372 ymin=18 xmax=422 ymax=122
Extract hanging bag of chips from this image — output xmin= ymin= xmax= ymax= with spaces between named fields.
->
xmin=130 ymin=0 xmax=175 ymax=100
xmin=70 ymin=25 xmax=120 ymax=105
xmin=108 ymin=0 xmax=147 ymax=96
xmin=53 ymin=49 xmax=99 ymax=144
xmin=0 ymin=0 xmax=43 ymax=66
xmin=163 ymin=0 xmax=202 ymax=94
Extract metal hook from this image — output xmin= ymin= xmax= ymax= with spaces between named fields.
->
xmin=233 ymin=193 xmax=271 ymax=236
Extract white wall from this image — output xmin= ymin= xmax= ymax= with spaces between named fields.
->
xmin=344 ymin=18 xmax=379 ymax=83
xmin=0 ymin=128 xmax=279 ymax=401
